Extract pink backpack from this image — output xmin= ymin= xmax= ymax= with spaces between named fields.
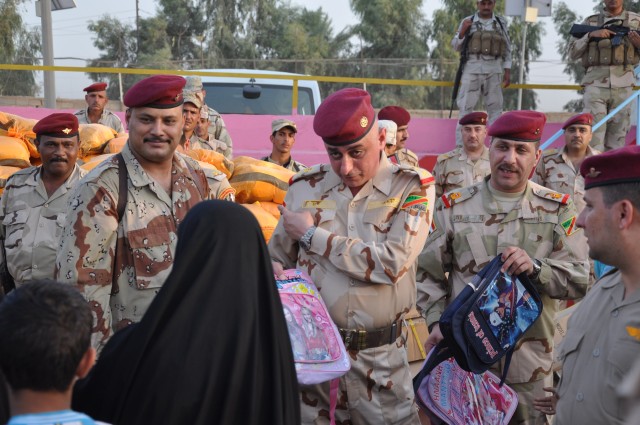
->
xmin=276 ymin=269 xmax=350 ymax=385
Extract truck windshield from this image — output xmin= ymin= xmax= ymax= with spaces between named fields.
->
xmin=203 ymin=83 xmax=316 ymax=115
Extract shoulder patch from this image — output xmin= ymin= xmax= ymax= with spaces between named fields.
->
xmin=436 ymin=150 xmax=457 ymax=162
xmin=440 ymin=185 xmax=477 ymax=209
xmin=561 ymin=215 xmax=578 ymax=236
xmin=395 ymin=165 xmax=435 ymax=188
xmin=532 ymin=185 xmax=570 ymax=205
xmin=289 ymin=164 xmax=328 ymax=186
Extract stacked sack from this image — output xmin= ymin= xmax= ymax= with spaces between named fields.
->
xmin=0 ymin=112 xmax=40 ymax=195
xmin=230 ymin=156 xmax=294 ymax=243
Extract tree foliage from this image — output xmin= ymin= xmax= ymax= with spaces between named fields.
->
xmin=0 ymin=0 xmax=41 ymax=96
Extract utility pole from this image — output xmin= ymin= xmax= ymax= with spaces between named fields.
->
xmin=41 ymin=0 xmax=55 ymax=108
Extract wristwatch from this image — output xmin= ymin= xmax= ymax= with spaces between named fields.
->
xmin=529 ymin=259 xmax=542 ymax=281
xmin=299 ymin=226 xmax=316 ymax=251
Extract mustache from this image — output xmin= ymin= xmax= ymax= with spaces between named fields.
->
xmin=144 ymin=137 xmax=171 ymax=144
xmin=498 ymin=164 xmax=518 ymax=172
xmin=50 ymin=157 xmax=67 ymax=163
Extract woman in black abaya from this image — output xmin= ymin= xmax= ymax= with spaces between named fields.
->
xmin=72 ymin=200 xmax=300 ymax=425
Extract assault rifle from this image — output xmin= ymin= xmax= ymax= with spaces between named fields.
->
xmin=570 ymin=19 xmax=640 ymax=47
xmin=450 ymin=22 xmax=474 ymax=119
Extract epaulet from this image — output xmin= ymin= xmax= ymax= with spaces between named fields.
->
xmin=289 ymin=164 xmax=328 ymax=186
xmin=531 ymin=183 xmax=571 ymax=205
xmin=542 ymin=148 xmax=559 ymax=157
xmin=10 ymin=166 xmax=37 ymax=177
xmin=440 ymin=184 xmax=478 ymax=209
xmin=395 ymin=164 xmax=435 ymax=188
xmin=200 ymin=164 xmax=226 ymax=181
xmin=73 ymin=109 xmax=84 ymax=116
xmin=436 ymin=149 xmax=458 ymax=163
xmin=406 ymin=149 xmax=419 ymax=161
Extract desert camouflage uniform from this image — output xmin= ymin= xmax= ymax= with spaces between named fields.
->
xmin=196 ymin=133 xmax=232 ymax=159
xmin=55 ymin=143 xmax=212 ymax=351
xmin=207 ymin=107 xmax=233 ymax=158
xmin=0 ymin=164 xmax=86 ymax=287
xmin=261 ymin=155 xmax=307 ymax=173
xmin=75 ymin=108 xmax=125 ymax=134
xmin=453 ymin=13 xmax=511 ymax=146
xmin=197 ymin=162 xmax=235 ymax=202
xmin=389 ymin=148 xmax=420 ymax=167
xmin=555 ymin=269 xmax=640 ymax=425
xmin=417 ymin=178 xmax=590 ymax=425
xmin=269 ymin=155 xmax=433 ymax=424
xmin=432 ymin=146 xmax=491 ymax=198
xmin=568 ymin=10 xmax=640 ymax=151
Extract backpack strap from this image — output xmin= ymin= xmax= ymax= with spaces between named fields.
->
xmin=116 ymin=153 xmax=127 ymax=223
xmin=499 ymin=349 xmax=514 ymax=387
xmin=412 ymin=341 xmax=455 ymax=394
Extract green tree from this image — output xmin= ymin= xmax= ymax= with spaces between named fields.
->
xmin=503 ymin=19 xmax=543 ymax=110
xmin=157 ymin=0 xmax=206 ymax=67
xmin=0 ymin=0 xmax=41 ymax=96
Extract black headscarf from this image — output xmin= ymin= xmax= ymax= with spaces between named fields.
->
xmin=73 ymin=200 xmax=300 ymax=425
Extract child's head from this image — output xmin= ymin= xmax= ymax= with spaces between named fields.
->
xmin=0 ymin=280 xmax=94 ymax=392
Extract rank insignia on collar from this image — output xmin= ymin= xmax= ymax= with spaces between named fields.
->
xmin=360 ymin=116 xmax=368 ymax=128
xmin=586 ymin=167 xmax=601 ymax=178
xmin=62 ymin=128 xmax=72 ymax=134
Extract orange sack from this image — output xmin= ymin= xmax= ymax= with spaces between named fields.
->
xmin=230 ymin=156 xmax=294 ymax=204
xmin=241 ymin=202 xmax=279 ymax=243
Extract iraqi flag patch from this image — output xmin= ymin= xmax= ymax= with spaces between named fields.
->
xmin=561 ymin=216 xmax=577 ymax=235
xmin=402 ymin=195 xmax=428 ymax=212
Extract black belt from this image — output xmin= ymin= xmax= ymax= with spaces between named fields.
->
xmin=339 ymin=320 xmax=403 ymax=351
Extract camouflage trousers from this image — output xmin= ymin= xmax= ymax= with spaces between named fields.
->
xmin=507 ymin=375 xmax=554 ymax=425
xmin=583 ymin=85 xmax=632 ymax=152
xmin=455 ymin=71 xmax=503 ymax=146
xmin=299 ymin=338 xmax=419 ymax=425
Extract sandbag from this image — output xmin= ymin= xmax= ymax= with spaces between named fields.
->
xmin=241 ymin=202 xmax=279 ymax=243
xmin=230 ymin=156 xmax=294 ymax=204
xmin=260 ymin=201 xmax=282 ymax=220
xmin=186 ymin=148 xmax=233 ymax=179
xmin=0 ymin=165 xmax=23 ymax=196
xmin=103 ymin=135 xmax=128 ymax=154
xmin=0 ymin=111 xmax=38 ymax=158
xmin=79 ymin=124 xmax=117 ymax=158
xmin=0 ymin=136 xmax=31 ymax=168
xmin=80 ymin=153 xmax=114 ymax=172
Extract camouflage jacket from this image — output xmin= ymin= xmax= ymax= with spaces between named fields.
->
xmin=261 ymin=155 xmax=307 ymax=173
xmin=568 ymin=10 xmax=640 ymax=88
xmin=269 ymin=155 xmax=432 ymax=330
xmin=55 ymin=143 xmax=212 ymax=350
xmin=207 ymin=107 xmax=233 ymax=159
xmin=452 ymin=13 xmax=512 ymax=72
xmin=389 ymin=148 xmax=420 ymax=168
xmin=75 ymin=108 xmax=125 ymax=134
xmin=0 ymin=164 xmax=86 ymax=286
xmin=433 ymin=146 xmax=491 ymax=198
xmin=417 ymin=178 xmax=590 ymax=383
xmin=531 ymin=146 xmax=600 ymax=214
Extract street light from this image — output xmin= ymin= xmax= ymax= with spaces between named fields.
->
xmin=35 ymin=0 xmax=77 ymax=109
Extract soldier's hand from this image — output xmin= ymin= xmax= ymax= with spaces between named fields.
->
xmin=271 ymin=261 xmax=287 ymax=280
xmin=500 ymin=247 xmax=534 ymax=276
xmin=278 ymin=205 xmax=314 ymax=241
xmin=424 ymin=323 xmax=443 ymax=354
xmin=629 ymin=31 xmax=640 ymax=48
xmin=459 ymin=19 xmax=473 ymax=38
xmin=589 ymin=28 xmax=616 ymax=39
xmin=502 ymin=68 xmax=511 ymax=88
xmin=533 ymin=387 xmax=558 ymax=415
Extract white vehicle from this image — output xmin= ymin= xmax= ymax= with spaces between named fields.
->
xmin=196 ymin=69 xmax=322 ymax=115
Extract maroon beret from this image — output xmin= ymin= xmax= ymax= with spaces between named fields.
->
xmin=488 ymin=111 xmax=546 ymax=142
xmin=83 ymin=82 xmax=107 ymax=93
xmin=459 ymin=111 xmax=488 ymax=126
xmin=313 ymin=88 xmax=376 ymax=146
xmin=580 ymin=145 xmax=640 ymax=189
xmin=123 ymin=75 xmax=186 ymax=109
xmin=378 ymin=106 xmax=410 ymax=127
xmin=562 ymin=113 xmax=594 ymax=130
xmin=33 ymin=113 xmax=79 ymax=138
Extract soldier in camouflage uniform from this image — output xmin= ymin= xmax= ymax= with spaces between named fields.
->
xmin=532 ymin=113 xmax=600 ymax=215
xmin=185 ymin=76 xmax=233 ymax=158
xmin=55 ymin=75 xmax=214 ymax=351
xmin=0 ymin=113 xmax=86 ymax=290
xmin=433 ymin=111 xmax=491 ymax=198
xmin=194 ymin=105 xmax=232 ymax=157
xmin=378 ymin=119 xmax=397 ymax=157
xmin=261 ymin=119 xmax=306 ymax=172
xmin=568 ymin=0 xmax=640 ymax=151
xmin=269 ymin=89 xmax=433 ymax=424
xmin=417 ymin=111 xmax=589 ymax=425
xmin=378 ymin=106 xmax=420 ymax=167
xmin=453 ymin=0 xmax=511 ymax=146
xmin=74 ymin=82 xmax=125 ymax=134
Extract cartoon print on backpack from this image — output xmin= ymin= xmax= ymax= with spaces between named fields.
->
xmin=283 ymin=305 xmax=308 ymax=361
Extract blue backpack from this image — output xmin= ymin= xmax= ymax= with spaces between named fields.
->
xmin=414 ymin=256 xmax=543 ymax=389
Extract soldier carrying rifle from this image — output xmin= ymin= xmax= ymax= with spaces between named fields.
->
xmin=568 ymin=0 xmax=640 ymax=152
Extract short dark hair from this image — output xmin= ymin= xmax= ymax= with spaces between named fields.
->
xmin=0 ymin=280 xmax=92 ymax=392
xmin=601 ymin=182 xmax=640 ymax=209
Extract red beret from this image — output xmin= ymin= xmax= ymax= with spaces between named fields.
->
xmin=313 ymin=88 xmax=376 ymax=146
xmin=580 ymin=145 xmax=640 ymax=189
xmin=124 ymin=75 xmax=186 ymax=109
xmin=488 ymin=111 xmax=546 ymax=142
xmin=562 ymin=113 xmax=594 ymax=130
xmin=459 ymin=111 xmax=488 ymax=126
xmin=83 ymin=82 xmax=107 ymax=93
xmin=33 ymin=113 xmax=79 ymax=138
xmin=378 ymin=106 xmax=410 ymax=127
